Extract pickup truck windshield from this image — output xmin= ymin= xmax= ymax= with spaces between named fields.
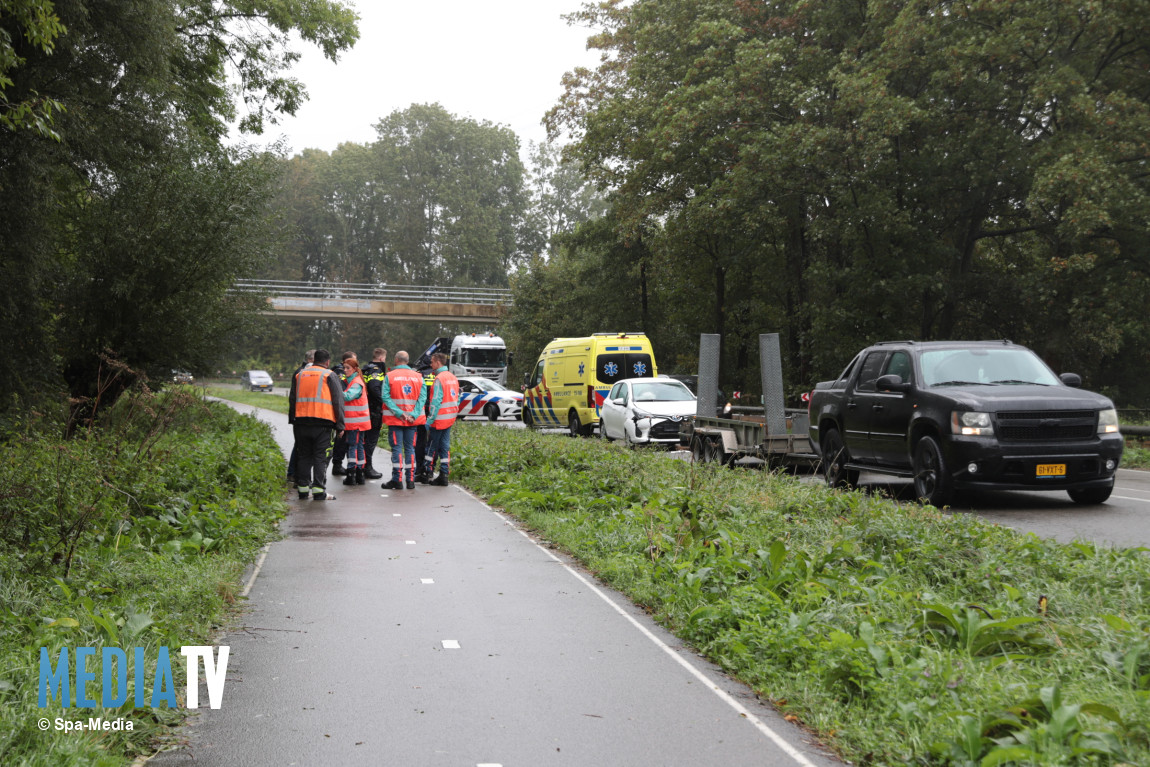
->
xmin=920 ymin=348 xmax=1061 ymax=387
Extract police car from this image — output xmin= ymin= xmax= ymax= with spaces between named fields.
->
xmin=457 ymin=376 xmax=523 ymax=421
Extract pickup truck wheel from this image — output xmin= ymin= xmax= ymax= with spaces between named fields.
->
xmin=913 ymin=436 xmax=953 ymax=507
xmin=821 ymin=428 xmax=858 ymax=488
xmin=1068 ymin=485 xmax=1113 ymax=504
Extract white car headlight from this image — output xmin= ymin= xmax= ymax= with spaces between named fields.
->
xmin=951 ymin=411 xmax=993 ymax=436
xmin=1097 ymin=408 xmax=1119 ymax=434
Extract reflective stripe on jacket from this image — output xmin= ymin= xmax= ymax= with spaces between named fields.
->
xmin=382 ymin=367 xmax=428 ymax=426
xmin=430 ymin=369 xmax=461 ymax=429
xmin=293 ymin=366 xmax=337 ymax=423
xmin=343 ymin=374 xmax=371 ymax=431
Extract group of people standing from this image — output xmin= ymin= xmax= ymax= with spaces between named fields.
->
xmin=287 ymin=346 xmax=461 ymax=501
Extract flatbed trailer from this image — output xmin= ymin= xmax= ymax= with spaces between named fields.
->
xmin=680 ymin=409 xmax=818 ymax=468
xmin=680 ymin=332 xmax=819 ymax=469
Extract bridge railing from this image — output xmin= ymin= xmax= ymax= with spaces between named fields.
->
xmin=231 ymin=280 xmax=513 ymax=306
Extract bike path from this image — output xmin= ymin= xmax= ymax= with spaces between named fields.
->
xmin=150 ymin=402 xmax=839 ymax=766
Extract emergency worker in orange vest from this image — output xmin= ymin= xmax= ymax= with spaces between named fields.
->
xmin=380 ymin=350 xmax=427 ymax=490
xmin=288 ymin=348 xmax=345 ymax=501
xmin=330 ymin=350 xmax=357 ymax=476
xmin=340 ymin=358 xmax=372 ymax=486
xmin=424 ymin=352 xmax=461 ymax=486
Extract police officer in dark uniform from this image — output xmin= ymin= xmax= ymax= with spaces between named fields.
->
xmin=361 ymin=348 xmax=388 ymax=480
xmin=330 ymin=351 xmax=357 ymax=475
xmin=412 ymin=366 xmax=436 ymax=483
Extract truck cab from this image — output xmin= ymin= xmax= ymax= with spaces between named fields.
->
xmin=448 ymin=333 xmax=508 ymax=385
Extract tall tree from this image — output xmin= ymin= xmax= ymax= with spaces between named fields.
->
xmin=0 ymin=0 xmax=359 ymax=407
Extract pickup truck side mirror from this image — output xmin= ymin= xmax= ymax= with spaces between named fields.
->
xmin=1060 ymin=372 xmax=1082 ymax=388
xmin=876 ymin=374 xmax=912 ymax=393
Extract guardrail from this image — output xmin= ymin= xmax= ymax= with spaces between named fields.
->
xmin=231 ymin=279 xmax=513 ymax=306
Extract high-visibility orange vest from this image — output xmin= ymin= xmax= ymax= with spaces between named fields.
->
xmin=294 ymin=366 xmax=337 ymax=423
xmin=383 ymin=367 xmax=427 ymax=426
xmin=430 ymin=370 xmax=461 ymax=429
xmin=343 ymin=374 xmax=371 ymax=431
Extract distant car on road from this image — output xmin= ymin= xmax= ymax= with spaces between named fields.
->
xmin=242 ymin=370 xmax=275 ymax=392
xmin=599 ymin=377 xmax=697 ymax=445
xmin=172 ymin=369 xmax=194 ymax=384
xmin=457 ymin=376 xmax=523 ymax=421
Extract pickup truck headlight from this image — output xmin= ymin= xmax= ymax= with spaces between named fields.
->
xmin=952 ymin=411 xmax=994 ymax=436
xmin=1097 ymin=408 xmax=1120 ymax=434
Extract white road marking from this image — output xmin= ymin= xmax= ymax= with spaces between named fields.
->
xmin=241 ymin=546 xmax=270 ymax=598
xmin=421 ymin=578 xmax=434 ymax=584
xmin=458 ymin=489 xmax=821 ymax=767
xmin=1112 ymin=495 xmax=1150 ymax=504
xmin=442 ymin=640 xmax=460 ymax=649
xmin=406 ymin=540 xmax=416 ymax=545
xmin=393 ymin=513 xmax=402 ymax=517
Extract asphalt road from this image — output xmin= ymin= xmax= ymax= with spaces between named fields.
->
xmin=851 ymin=468 xmax=1150 ymax=548
xmin=149 ymin=401 xmax=840 ymax=767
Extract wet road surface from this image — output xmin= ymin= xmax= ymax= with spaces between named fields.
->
xmin=148 ymin=401 xmax=839 ymax=766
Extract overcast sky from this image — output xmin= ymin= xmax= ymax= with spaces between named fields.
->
xmin=236 ymin=1 xmax=601 ymax=159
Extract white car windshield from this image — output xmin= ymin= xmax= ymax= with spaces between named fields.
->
xmin=251 ymin=371 xmax=272 ymax=381
xmin=631 ymin=381 xmax=695 ymax=402
xmin=920 ymin=349 xmax=1061 ymax=387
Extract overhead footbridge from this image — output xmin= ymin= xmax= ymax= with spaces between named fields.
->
xmin=232 ymin=280 xmax=511 ymax=323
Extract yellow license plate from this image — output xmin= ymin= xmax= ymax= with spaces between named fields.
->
xmin=1036 ymin=464 xmax=1066 ymax=477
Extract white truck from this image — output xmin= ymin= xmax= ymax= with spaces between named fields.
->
xmin=417 ymin=333 xmax=509 ymax=385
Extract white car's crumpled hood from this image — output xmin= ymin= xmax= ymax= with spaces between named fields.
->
xmin=631 ymin=400 xmax=697 ymax=419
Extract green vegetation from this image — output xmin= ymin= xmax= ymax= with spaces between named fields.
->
xmin=0 ymin=392 xmax=287 ymax=765
xmin=1123 ymin=440 xmax=1150 ymax=470
xmin=505 ymin=0 xmax=1150 ymax=405
xmin=454 ymin=425 xmax=1150 ymax=766
xmin=1 ymin=1 xmax=359 ymax=410
xmin=204 ymin=386 xmax=289 ymax=416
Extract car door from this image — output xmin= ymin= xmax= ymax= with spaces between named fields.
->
xmin=843 ymin=351 xmax=888 ymax=462
xmin=600 ymin=382 xmax=626 ymax=437
xmin=867 ymin=350 xmax=918 ymax=467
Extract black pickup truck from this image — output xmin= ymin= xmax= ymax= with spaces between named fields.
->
xmin=807 ymin=340 xmax=1123 ymax=506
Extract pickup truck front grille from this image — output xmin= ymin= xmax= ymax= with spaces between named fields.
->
xmin=996 ymin=410 xmax=1096 ymax=441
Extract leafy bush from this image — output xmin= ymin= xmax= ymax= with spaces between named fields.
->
xmin=0 ymin=392 xmax=286 ymax=764
xmin=454 ymin=425 xmax=1150 ymax=766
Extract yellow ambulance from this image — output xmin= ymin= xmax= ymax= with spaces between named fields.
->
xmin=523 ymin=333 xmax=658 ymax=436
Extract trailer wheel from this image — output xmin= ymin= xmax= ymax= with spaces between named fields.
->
xmin=690 ymin=436 xmax=706 ymax=463
xmin=704 ymin=437 xmax=724 ymax=465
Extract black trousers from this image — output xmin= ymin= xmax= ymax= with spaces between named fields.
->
xmin=414 ymin=423 xmax=429 ymax=472
xmin=294 ymin=423 xmax=335 ymax=492
xmin=331 ymin=429 xmax=348 ymax=468
xmin=364 ymin=414 xmax=383 ymax=470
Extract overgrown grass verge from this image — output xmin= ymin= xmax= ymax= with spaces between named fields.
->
xmin=1122 ymin=439 xmax=1149 ymax=469
xmin=453 ymin=424 xmax=1150 ymax=766
xmin=203 ymin=386 xmax=288 ymax=415
xmin=0 ymin=392 xmax=287 ymax=765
